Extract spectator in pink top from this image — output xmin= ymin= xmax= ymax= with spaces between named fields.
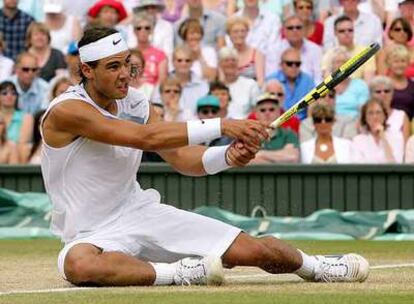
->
xmin=133 ymin=12 xmax=168 ymax=87
xmin=352 ymin=99 xmax=404 ymax=164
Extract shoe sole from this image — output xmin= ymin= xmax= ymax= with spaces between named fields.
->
xmin=205 ymin=256 xmax=225 ymax=286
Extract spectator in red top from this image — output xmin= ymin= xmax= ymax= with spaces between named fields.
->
xmin=133 ymin=12 xmax=168 ymax=87
xmin=293 ymin=0 xmax=324 ymax=45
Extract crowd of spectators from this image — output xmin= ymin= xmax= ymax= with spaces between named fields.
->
xmin=1 ymin=0 xmax=414 ymax=165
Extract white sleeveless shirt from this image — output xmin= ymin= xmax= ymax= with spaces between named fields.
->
xmin=41 ymin=84 xmax=150 ymax=243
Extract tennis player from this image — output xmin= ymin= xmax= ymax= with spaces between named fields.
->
xmin=40 ymin=26 xmax=369 ymax=286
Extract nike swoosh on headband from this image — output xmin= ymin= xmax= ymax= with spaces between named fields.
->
xmin=113 ymin=39 xmax=122 ymax=45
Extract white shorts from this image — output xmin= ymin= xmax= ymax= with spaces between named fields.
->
xmin=57 ymin=189 xmax=241 ymax=279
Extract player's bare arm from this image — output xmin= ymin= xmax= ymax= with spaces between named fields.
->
xmin=147 ymin=106 xmax=261 ymax=176
xmin=43 ymin=100 xmax=268 ymax=151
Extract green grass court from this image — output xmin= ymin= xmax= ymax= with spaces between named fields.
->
xmin=1 ymin=240 xmax=413 ymax=303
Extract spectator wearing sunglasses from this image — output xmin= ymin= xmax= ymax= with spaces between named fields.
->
xmin=300 ymin=89 xmax=357 ymax=142
xmin=133 ymin=13 xmax=168 ymax=88
xmin=160 ymin=77 xmax=194 ymax=122
xmin=129 ymin=0 xmax=174 ymax=63
xmin=377 ymin=17 xmax=414 ymax=77
xmin=322 ymin=15 xmax=376 ymax=82
xmin=397 ymin=0 xmax=414 ymax=45
xmin=369 ymin=75 xmax=411 ymax=143
xmin=266 ymin=14 xmax=322 ymax=83
xmin=249 ymin=92 xmax=300 ymax=164
xmin=196 ymin=94 xmax=232 ymax=147
xmin=266 ymin=48 xmax=315 ymax=120
xmin=323 ymin=0 xmax=383 ymax=51
xmin=7 ymin=52 xmax=49 ymax=115
xmin=301 ymin=103 xmax=352 ymax=164
xmin=0 ymin=81 xmax=34 ymax=163
xmin=292 ymin=0 xmax=324 ymax=45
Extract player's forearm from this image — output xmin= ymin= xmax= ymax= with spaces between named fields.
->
xmin=158 ymin=145 xmax=209 ymax=176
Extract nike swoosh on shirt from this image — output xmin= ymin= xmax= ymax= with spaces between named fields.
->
xmin=113 ymin=39 xmax=122 ymax=45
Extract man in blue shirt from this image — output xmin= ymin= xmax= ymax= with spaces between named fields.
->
xmin=8 ymin=52 xmax=49 ymax=115
xmin=0 ymin=0 xmax=34 ymax=60
xmin=266 ymin=48 xmax=314 ymax=120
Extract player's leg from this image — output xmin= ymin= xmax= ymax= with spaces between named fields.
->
xmin=62 ymin=241 xmax=223 ymax=287
xmin=222 ymin=233 xmax=369 ymax=282
xmin=222 ymin=233 xmax=302 ymax=273
xmin=63 ymin=243 xmax=156 ymax=286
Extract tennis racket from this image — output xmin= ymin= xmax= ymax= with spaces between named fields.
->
xmin=271 ymin=42 xmax=380 ymax=128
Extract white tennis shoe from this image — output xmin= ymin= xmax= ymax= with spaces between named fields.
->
xmin=173 ymin=256 xmax=224 ymax=286
xmin=313 ymin=253 xmax=370 ymax=283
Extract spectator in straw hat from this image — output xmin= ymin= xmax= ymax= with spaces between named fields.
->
xmin=249 ymin=92 xmax=300 ymax=164
xmin=127 ymin=0 xmax=174 ymax=62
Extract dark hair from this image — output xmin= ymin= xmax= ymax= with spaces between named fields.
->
xmin=77 ymin=26 xmax=119 ymax=83
xmin=208 ymin=80 xmax=231 ymax=102
xmin=360 ymin=98 xmax=389 ymax=132
xmin=178 ymin=18 xmax=204 ymax=41
xmin=0 ymin=81 xmax=19 ymax=109
xmin=389 ymin=17 xmax=413 ymax=41
xmin=334 ymin=15 xmax=353 ymax=30
xmin=30 ymin=110 xmax=46 ymax=158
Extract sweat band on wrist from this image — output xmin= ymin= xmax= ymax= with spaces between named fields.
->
xmin=202 ymin=145 xmax=231 ymax=175
xmin=187 ymin=118 xmax=221 ymax=145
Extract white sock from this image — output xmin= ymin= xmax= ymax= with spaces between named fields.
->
xmin=294 ymin=250 xmax=318 ymax=280
xmin=149 ymin=262 xmax=176 ymax=285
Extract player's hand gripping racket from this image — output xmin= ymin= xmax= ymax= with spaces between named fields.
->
xmin=270 ymin=43 xmax=380 ymax=128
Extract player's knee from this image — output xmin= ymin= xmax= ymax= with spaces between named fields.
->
xmin=64 ymin=254 xmax=100 ymax=286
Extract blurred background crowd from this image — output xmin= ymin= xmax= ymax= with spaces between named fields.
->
xmin=1 ymin=0 xmax=414 ymax=165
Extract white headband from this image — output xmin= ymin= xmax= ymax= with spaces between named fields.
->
xmin=79 ymin=33 xmax=128 ymax=63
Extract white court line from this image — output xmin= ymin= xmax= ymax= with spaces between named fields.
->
xmin=1 ymin=263 xmax=414 ymax=296
xmin=227 ymin=263 xmax=414 ymax=280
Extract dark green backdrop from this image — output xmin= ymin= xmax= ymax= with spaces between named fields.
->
xmin=1 ymin=164 xmax=413 ymax=216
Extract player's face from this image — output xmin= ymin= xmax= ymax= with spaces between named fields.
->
xmin=91 ymin=50 xmax=131 ymax=99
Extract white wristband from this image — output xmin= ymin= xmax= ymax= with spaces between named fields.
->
xmin=202 ymin=145 xmax=231 ymax=175
xmin=187 ymin=118 xmax=221 ymax=145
